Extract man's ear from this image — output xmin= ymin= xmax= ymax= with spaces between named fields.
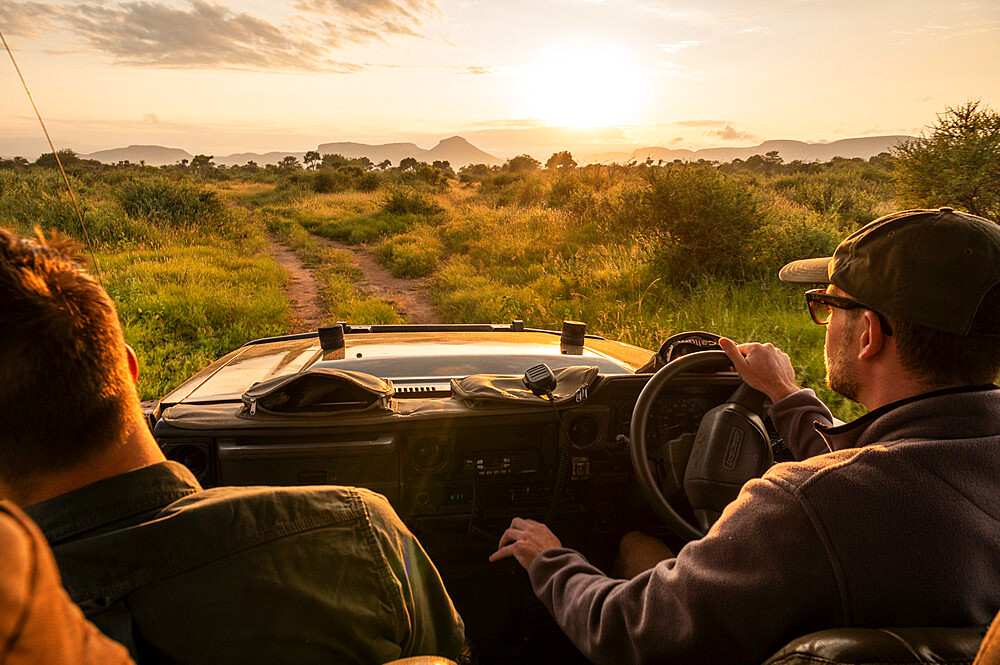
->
xmin=857 ymin=311 xmax=887 ymax=361
xmin=125 ymin=344 xmax=140 ymax=384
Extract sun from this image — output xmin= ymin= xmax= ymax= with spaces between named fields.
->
xmin=517 ymin=41 xmax=644 ymax=128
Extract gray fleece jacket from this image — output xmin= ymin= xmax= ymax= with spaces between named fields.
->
xmin=528 ymin=385 xmax=1000 ymax=665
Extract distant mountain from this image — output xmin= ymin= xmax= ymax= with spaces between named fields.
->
xmin=424 ymin=136 xmax=502 ymax=167
xmin=82 ymin=145 xmax=192 ymax=166
xmin=316 ymin=136 xmax=501 ymax=168
xmin=77 ymin=134 xmax=910 ymax=170
xmin=630 ymin=136 xmax=911 ymax=164
xmin=312 ymin=141 xmax=423 ymax=165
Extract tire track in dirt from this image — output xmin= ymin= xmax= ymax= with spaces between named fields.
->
xmin=269 ymin=236 xmax=440 ymax=329
xmin=268 ymin=239 xmax=327 ymax=332
xmin=313 ymin=235 xmax=441 ymax=324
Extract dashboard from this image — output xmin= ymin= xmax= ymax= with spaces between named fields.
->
xmin=154 ymin=371 xmax=757 ymax=664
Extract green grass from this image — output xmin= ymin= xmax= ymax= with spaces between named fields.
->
xmin=1 ymin=164 xmax=887 ymax=419
xmin=1 ymin=169 xmax=290 ymax=399
xmin=105 ymin=244 xmax=289 ymax=398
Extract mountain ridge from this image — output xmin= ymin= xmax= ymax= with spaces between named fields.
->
xmin=76 ymin=134 xmax=913 ymax=168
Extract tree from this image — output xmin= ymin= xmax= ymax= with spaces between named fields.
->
xmin=278 ymin=155 xmax=301 ymax=170
xmin=545 ymin=151 xmax=577 ymax=170
xmin=504 ymin=154 xmax=540 ymax=173
xmin=431 ymin=160 xmax=455 ymax=178
xmin=377 ymin=159 xmax=392 ymax=170
xmin=189 ymin=154 xmax=215 ymax=170
xmin=399 ymin=157 xmax=419 ymax=171
xmin=893 ymin=100 xmax=1000 ymax=219
xmin=0 ymin=156 xmax=29 ymax=169
xmin=304 ymin=151 xmax=320 ymax=170
xmin=34 ymin=149 xmax=83 ymax=169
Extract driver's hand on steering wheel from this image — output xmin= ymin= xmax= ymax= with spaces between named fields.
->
xmin=719 ymin=338 xmax=800 ymax=404
xmin=489 ymin=518 xmax=562 ymax=570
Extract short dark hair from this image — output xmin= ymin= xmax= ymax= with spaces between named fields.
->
xmin=888 ymin=283 xmax=1000 ymax=386
xmin=0 ymin=228 xmax=136 ymax=487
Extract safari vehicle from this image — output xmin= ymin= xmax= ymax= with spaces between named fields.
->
xmin=145 ymin=321 xmax=990 ymax=665
xmin=147 ymin=320 xmax=760 ymax=662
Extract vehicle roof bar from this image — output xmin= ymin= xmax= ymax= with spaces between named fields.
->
xmin=241 ymin=320 xmax=606 ymax=346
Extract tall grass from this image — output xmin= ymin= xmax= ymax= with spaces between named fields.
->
xmin=2 ymin=160 xmax=893 ymax=419
xmin=0 ymin=169 xmax=289 ymax=399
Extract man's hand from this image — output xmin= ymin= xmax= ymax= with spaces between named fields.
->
xmin=719 ymin=337 xmax=800 ymax=403
xmin=489 ymin=518 xmax=562 ymax=570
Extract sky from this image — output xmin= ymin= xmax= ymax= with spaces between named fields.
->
xmin=1 ymin=0 xmax=998 ymax=160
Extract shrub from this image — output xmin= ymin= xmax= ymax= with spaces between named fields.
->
xmin=355 ymin=172 xmax=380 ymax=192
xmin=115 ymin=177 xmax=228 ymax=230
xmin=633 ymin=164 xmax=764 ymax=282
xmin=377 ymin=233 xmax=443 ymax=277
xmin=380 ymin=188 xmax=443 ymax=216
xmin=312 ymin=170 xmax=350 ymax=194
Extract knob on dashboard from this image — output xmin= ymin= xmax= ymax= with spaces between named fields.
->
xmin=410 ymin=435 xmax=449 ymax=474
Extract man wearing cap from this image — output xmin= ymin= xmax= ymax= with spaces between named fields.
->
xmin=491 ymin=208 xmax=1000 ymax=664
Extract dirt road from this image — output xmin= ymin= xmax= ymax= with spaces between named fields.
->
xmin=313 ymin=235 xmax=441 ymax=324
xmin=269 ymin=236 xmax=440 ymax=331
xmin=268 ymin=239 xmax=327 ymax=332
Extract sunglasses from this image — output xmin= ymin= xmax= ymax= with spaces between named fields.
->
xmin=805 ymin=289 xmax=894 ymax=336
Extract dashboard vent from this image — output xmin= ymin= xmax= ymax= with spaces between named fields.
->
xmin=394 ymin=382 xmax=451 ymax=397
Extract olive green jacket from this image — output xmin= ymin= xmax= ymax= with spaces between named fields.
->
xmin=27 ymin=462 xmax=464 ymax=664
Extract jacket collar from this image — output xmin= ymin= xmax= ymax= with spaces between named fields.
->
xmin=26 ymin=462 xmax=201 ymax=545
xmin=815 ymin=384 xmax=1000 ymax=451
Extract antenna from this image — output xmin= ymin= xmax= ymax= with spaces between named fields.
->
xmin=1 ymin=31 xmax=103 ymax=284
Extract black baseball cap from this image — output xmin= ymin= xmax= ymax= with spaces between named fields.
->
xmin=779 ymin=208 xmax=1000 ymax=335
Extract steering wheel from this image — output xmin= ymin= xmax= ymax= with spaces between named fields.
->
xmin=629 ymin=350 xmax=773 ymax=541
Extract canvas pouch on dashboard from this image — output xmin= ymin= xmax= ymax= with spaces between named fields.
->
xmin=451 ymin=365 xmax=599 ymax=407
xmin=240 ymin=368 xmax=395 ymax=416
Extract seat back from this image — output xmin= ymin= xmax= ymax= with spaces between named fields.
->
xmin=764 ymin=625 xmax=988 ymax=665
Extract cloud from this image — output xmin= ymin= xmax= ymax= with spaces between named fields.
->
xmin=669 ymin=136 xmax=683 ymax=145
xmin=657 ymin=40 xmax=702 ymax=54
xmin=0 ymin=1 xmax=60 ymax=38
xmin=891 ymin=18 xmax=1000 ymax=40
xmin=296 ymin=0 xmax=440 ymax=45
xmin=672 ymin=119 xmax=729 ymax=128
xmin=142 ymin=113 xmax=160 ymax=123
xmin=52 ymin=1 xmax=367 ymax=71
xmin=9 ymin=0 xmax=441 ymax=72
xmin=463 ymin=65 xmax=494 ymax=75
xmin=707 ymin=125 xmax=756 ymax=141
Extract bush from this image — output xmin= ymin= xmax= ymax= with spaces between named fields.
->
xmin=377 ymin=233 xmax=443 ymax=277
xmin=380 ymin=188 xmax=443 ymax=216
xmin=115 ymin=177 xmax=228 ymax=230
xmin=312 ymin=170 xmax=350 ymax=194
xmin=633 ymin=165 xmax=764 ymax=281
xmin=355 ymin=172 xmax=380 ymax=192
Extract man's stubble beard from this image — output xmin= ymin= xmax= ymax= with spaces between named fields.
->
xmin=825 ymin=319 xmax=862 ymax=402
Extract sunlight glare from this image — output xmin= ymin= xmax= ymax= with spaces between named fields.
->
xmin=517 ymin=41 xmax=644 ymax=128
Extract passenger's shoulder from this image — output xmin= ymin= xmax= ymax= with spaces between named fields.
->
xmin=181 ymin=483 xmax=372 ymax=524
xmin=0 ymin=503 xmax=35 ymax=601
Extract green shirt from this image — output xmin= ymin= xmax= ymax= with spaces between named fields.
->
xmin=27 ymin=462 xmax=464 ymax=664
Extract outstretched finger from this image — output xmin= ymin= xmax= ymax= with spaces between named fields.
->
xmin=489 ymin=543 xmax=517 ymax=563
